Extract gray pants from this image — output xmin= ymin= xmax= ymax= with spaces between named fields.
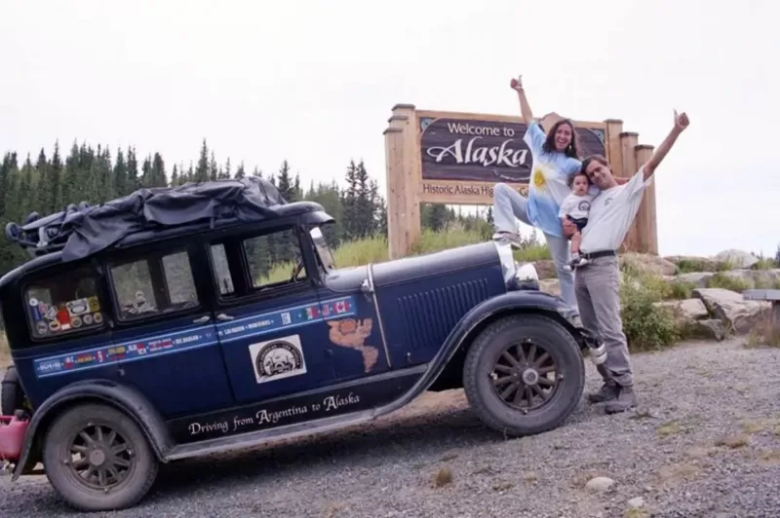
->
xmin=574 ymin=255 xmax=634 ymax=387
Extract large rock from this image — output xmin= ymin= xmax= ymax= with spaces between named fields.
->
xmin=693 ymin=319 xmax=727 ymax=341
xmin=533 ymin=260 xmax=558 ymax=280
xmin=539 ymin=278 xmax=561 ymax=296
xmin=620 ymin=253 xmax=677 ymax=276
xmin=714 ymin=249 xmax=760 ymax=269
xmin=692 ymin=288 xmax=771 ymax=335
xmin=655 ymin=299 xmax=709 ymax=320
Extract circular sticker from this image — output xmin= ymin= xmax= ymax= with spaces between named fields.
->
xmin=93 ymin=312 xmax=103 ymax=324
xmin=256 ymin=340 xmax=304 ymax=379
xmin=36 ymin=321 xmax=48 ymax=336
xmin=68 ymin=300 xmax=89 ymax=315
xmin=71 ymin=316 xmax=83 ymax=328
xmin=29 ymin=297 xmax=39 ymax=307
xmin=83 ymin=314 xmax=93 ymax=325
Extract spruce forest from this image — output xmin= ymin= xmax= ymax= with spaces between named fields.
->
xmin=0 ymin=139 xmax=495 ymax=278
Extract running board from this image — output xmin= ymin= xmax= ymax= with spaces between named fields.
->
xmin=163 ymin=365 xmax=428 ymax=462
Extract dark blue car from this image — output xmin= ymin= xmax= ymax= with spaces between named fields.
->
xmin=0 ymin=178 xmax=605 ymax=512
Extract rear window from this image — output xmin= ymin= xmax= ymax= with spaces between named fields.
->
xmin=24 ymin=266 xmax=106 ymax=339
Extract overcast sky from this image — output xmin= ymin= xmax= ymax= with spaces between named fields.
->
xmin=1 ymin=0 xmax=776 ymax=258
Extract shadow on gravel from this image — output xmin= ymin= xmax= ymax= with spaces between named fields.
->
xmin=146 ymin=404 xmax=499 ymax=502
xmin=141 ymin=390 xmax=598 ymax=506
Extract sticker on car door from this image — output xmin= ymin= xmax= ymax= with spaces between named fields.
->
xmin=248 ymin=334 xmax=307 ymax=384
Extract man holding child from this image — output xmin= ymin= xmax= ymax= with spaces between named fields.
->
xmin=564 ymin=110 xmax=691 ymax=413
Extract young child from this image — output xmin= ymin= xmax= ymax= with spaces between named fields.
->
xmin=558 ymin=172 xmax=595 ymax=269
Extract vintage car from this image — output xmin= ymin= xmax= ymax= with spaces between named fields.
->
xmin=0 ymin=177 xmax=605 ymax=512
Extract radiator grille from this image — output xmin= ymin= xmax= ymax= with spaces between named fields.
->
xmin=396 ymin=279 xmax=491 ymax=351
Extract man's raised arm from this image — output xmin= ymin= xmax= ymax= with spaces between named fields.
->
xmin=642 ymin=110 xmax=690 ymax=180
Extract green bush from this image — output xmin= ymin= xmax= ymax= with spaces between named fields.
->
xmin=706 ymin=272 xmax=751 ymax=292
xmin=668 ymin=280 xmax=696 ymax=300
xmin=619 ymin=263 xmax=679 ymax=351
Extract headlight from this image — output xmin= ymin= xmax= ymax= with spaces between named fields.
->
xmin=515 ymin=262 xmax=538 ymax=282
xmin=513 ymin=261 xmax=540 ymax=291
xmin=493 ymin=240 xmax=517 ymax=285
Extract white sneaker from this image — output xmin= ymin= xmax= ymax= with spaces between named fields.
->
xmin=492 ymin=231 xmax=522 ymax=249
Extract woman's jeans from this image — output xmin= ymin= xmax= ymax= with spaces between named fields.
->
xmin=492 ymin=183 xmax=578 ymax=316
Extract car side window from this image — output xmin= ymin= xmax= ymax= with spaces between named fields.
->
xmin=108 ymin=249 xmax=200 ymax=322
xmin=24 ymin=266 xmax=106 ymax=339
xmin=244 ymin=227 xmax=307 ymax=290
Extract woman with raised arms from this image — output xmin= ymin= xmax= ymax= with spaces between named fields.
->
xmin=492 ymin=75 xmax=587 ymax=315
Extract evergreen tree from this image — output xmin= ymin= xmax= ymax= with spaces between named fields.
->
xmin=235 ymin=162 xmax=246 ymax=179
xmin=113 ymin=148 xmax=128 ymax=196
xmin=195 ymin=140 xmax=209 ymax=182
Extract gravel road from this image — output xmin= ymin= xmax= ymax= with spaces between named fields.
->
xmin=3 ymin=337 xmax=780 ymax=518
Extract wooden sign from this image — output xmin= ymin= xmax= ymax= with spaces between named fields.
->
xmin=383 ymin=105 xmax=657 ymax=259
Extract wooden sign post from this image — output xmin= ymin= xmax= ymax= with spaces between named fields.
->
xmin=383 ymin=104 xmax=658 ymax=259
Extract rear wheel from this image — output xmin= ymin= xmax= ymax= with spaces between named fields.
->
xmin=42 ymin=403 xmax=158 ymax=512
xmin=463 ymin=314 xmax=585 ymax=437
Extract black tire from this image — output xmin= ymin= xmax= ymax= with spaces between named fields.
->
xmin=463 ymin=314 xmax=585 ymax=437
xmin=42 ymin=403 xmax=159 ymax=512
xmin=1 ymin=366 xmax=26 ymax=415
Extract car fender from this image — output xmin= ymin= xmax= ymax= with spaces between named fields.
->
xmin=12 ymin=379 xmax=173 ymax=481
xmin=372 ymin=290 xmax=585 ymax=416
xmin=429 ymin=290 xmax=582 ymax=385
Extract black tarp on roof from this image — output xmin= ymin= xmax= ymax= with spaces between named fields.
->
xmin=6 ymin=177 xmax=287 ymax=262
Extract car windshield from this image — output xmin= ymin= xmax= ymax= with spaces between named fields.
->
xmin=310 ymin=227 xmax=336 ymax=271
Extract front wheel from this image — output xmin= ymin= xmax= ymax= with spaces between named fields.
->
xmin=463 ymin=314 xmax=585 ymax=437
xmin=42 ymin=403 xmax=159 ymax=512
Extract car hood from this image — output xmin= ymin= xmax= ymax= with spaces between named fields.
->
xmin=323 ymin=241 xmax=500 ymax=292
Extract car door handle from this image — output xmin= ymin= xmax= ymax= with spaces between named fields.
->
xmin=217 ymin=313 xmax=234 ymax=321
xmin=193 ymin=315 xmax=210 ymax=324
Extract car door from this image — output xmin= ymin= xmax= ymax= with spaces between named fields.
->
xmin=205 ymin=224 xmax=346 ymax=405
xmin=103 ymin=239 xmax=233 ymax=417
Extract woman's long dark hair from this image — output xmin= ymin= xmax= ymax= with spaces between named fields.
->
xmin=541 ymin=119 xmax=581 ymax=159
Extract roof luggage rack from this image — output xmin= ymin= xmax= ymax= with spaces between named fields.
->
xmin=4 ymin=177 xmax=287 ymax=262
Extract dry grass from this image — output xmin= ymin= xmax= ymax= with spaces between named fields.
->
xmin=432 ymin=467 xmax=453 ymax=488
xmin=742 ymin=417 xmax=780 ymax=435
xmin=716 ymin=435 xmax=750 ymax=449
xmin=522 ymin=471 xmax=538 ymax=482
xmin=657 ymin=462 xmax=700 ymax=483
xmin=745 ymin=316 xmax=780 ymax=348
xmin=323 ymin=502 xmax=345 ymax=518
xmin=657 ymin=420 xmax=685 ymax=438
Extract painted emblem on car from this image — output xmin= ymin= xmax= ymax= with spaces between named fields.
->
xmin=248 ymin=335 xmax=307 ymax=384
xmin=327 ymin=318 xmax=379 ymax=372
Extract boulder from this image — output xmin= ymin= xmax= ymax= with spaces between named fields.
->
xmin=692 ymin=288 xmax=771 ymax=335
xmin=693 ymin=319 xmax=727 ymax=341
xmin=654 ymin=299 xmax=709 ymax=321
xmin=620 ymin=253 xmax=678 ymax=276
xmin=533 ymin=260 xmax=557 ymax=280
xmin=539 ymin=278 xmax=561 ymax=296
xmin=714 ymin=249 xmax=760 ymax=269
xmin=585 ymin=476 xmax=616 ymax=492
